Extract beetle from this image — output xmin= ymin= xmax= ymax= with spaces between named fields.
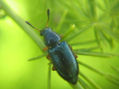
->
xmin=26 ymin=9 xmax=79 ymax=84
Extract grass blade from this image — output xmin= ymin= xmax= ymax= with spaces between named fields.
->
xmin=87 ymin=0 xmax=96 ymax=18
xmin=111 ymin=66 xmax=119 ymax=74
xmin=75 ymin=51 xmax=119 ymax=57
xmin=106 ymin=78 xmax=119 ymax=86
xmin=61 ymin=24 xmax=76 ymax=40
xmin=78 ymin=77 xmax=91 ymax=89
xmin=70 ymin=40 xmax=96 ymax=46
xmin=78 ymin=61 xmax=103 ymax=75
xmin=79 ymin=61 xmax=119 ymax=85
xmin=80 ymin=72 xmax=102 ymax=89
xmin=56 ymin=10 xmax=68 ymax=32
xmin=96 ymin=2 xmax=105 ymax=11
xmin=94 ymin=28 xmax=103 ymax=52
xmin=75 ymin=46 xmax=99 ymax=52
xmin=104 ymin=74 xmax=119 ymax=86
xmin=74 ymin=0 xmax=90 ymax=18
xmin=98 ymin=30 xmax=113 ymax=48
xmin=65 ymin=24 xmax=92 ymax=42
xmin=28 ymin=53 xmax=47 ymax=61
xmin=102 ymin=26 xmax=119 ymax=41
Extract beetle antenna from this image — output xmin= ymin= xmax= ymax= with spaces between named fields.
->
xmin=46 ymin=9 xmax=50 ymax=27
xmin=25 ymin=21 xmax=40 ymax=31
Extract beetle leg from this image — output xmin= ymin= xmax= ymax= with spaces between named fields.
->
xmin=52 ymin=65 xmax=56 ymax=71
xmin=47 ymin=55 xmax=56 ymax=71
xmin=74 ymin=54 xmax=78 ymax=59
xmin=43 ymin=46 xmax=49 ymax=51
xmin=46 ymin=54 xmax=51 ymax=60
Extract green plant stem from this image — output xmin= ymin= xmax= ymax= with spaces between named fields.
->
xmin=48 ymin=63 xmax=51 ymax=89
xmin=0 ymin=0 xmax=45 ymax=51
xmin=69 ymin=82 xmax=84 ymax=89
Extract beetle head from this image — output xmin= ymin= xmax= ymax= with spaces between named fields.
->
xmin=40 ymin=27 xmax=60 ymax=47
xmin=40 ymin=27 xmax=51 ymax=36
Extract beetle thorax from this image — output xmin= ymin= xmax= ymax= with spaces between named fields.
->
xmin=40 ymin=28 xmax=61 ymax=47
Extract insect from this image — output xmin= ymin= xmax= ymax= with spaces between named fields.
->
xmin=26 ymin=9 xmax=79 ymax=84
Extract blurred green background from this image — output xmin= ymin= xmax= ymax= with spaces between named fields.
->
xmin=0 ymin=0 xmax=119 ymax=89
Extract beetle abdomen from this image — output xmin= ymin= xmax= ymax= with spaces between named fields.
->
xmin=48 ymin=41 xmax=79 ymax=84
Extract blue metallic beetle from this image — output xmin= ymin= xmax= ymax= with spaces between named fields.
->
xmin=26 ymin=9 xmax=79 ymax=84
